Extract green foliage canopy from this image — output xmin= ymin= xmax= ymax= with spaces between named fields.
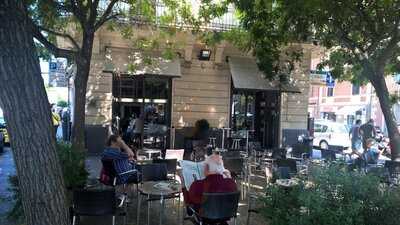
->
xmin=231 ymin=0 xmax=400 ymax=83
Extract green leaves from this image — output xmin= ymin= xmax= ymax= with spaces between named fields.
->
xmin=262 ymin=164 xmax=400 ymax=225
xmin=232 ymin=0 xmax=400 ymax=83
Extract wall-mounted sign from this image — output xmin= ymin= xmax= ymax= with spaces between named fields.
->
xmin=325 ymin=72 xmax=335 ymax=87
xmin=310 ymin=70 xmax=334 ymax=87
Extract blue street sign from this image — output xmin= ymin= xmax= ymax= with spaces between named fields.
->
xmin=49 ymin=62 xmax=57 ymax=71
xmin=326 ymin=72 xmax=335 ymax=87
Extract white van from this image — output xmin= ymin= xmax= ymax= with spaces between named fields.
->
xmin=313 ymin=120 xmax=351 ymax=150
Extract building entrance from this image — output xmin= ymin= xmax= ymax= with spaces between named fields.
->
xmin=231 ymin=90 xmax=280 ymax=148
xmin=112 ymin=74 xmax=172 ymax=148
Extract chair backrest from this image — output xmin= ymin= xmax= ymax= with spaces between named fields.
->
xmin=165 ymin=149 xmax=184 ymax=161
xmin=276 ymin=158 xmax=297 ymax=173
xmin=223 ymin=157 xmax=244 ymax=175
xmin=277 ymin=166 xmax=291 ymax=179
xmin=321 ymin=150 xmax=336 ymax=160
xmin=153 ymin=158 xmax=178 ymax=174
xmin=73 ymin=189 xmax=116 ymax=216
xmin=385 ymin=161 xmax=400 ymax=176
xmin=200 ymin=192 xmax=240 ymax=220
xmin=272 ymin=148 xmax=287 ymax=159
xmin=221 ymin=151 xmax=242 ymax=158
xmin=138 ymin=163 xmax=168 ymax=181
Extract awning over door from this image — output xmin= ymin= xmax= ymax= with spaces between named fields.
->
xmin=104 ymin=49 xmax=181 ymax=78
xmin=228 ymin=56 xmax=300 ymax=93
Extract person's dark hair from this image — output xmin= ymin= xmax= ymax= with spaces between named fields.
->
xmin=106 ymin=134 xmax=119 ymax=146
xmin=368 ymin=119 xmax=374 ymax=123
xmin=193 ymin=119 xmax=210 ymax=140
xmin=356 ymin=119 xmax=362 ymax=125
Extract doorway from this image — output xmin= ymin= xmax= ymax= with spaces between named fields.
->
xmin=231 ymin=90 xmax=280 ymax=148
xmin=112 ymin=74 xmax=172 ymax=148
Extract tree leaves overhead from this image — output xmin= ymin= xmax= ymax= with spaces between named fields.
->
xmin=231 ymin=0 xmax=400 ymax=81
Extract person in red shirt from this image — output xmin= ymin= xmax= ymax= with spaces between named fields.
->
xmin=187 ymin=152 xmax=237 ymax=220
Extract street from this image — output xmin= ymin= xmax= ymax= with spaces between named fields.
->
xmin=0 ymin=147 xmax=16 ymax=225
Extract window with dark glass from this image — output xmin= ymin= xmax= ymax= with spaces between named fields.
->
xmin=327 ymin=87 xmax=334 ymax=97
xmin=352 ymin=84 xmax=360 ymax=95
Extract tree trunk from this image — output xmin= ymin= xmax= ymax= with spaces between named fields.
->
xmin=71 ymin=31 xmax=94 ymax=151
xmin=370 ymin=74 xmax=400 ymax=161
xmin=0 ymin=1 xmax=69 ymax=225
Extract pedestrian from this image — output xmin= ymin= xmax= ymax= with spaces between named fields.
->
xmin=61 ymin=108 xmax=70 ymax=141
xmin=51 ymin=104 xmax=61 ymax=137
xmin=359 ymin=119 xmax=376 ymax=150
xmin=349 ymin=119 xmax=362 ymax=155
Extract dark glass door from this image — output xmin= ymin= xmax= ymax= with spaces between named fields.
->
xmin=254 ymin=91 xmax=280 ymax=148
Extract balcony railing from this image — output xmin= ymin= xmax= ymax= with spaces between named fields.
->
xmin=99 ymin=0 xmax=239 ymax=31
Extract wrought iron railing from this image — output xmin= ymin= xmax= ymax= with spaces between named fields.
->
xmin=99 ymin=0 xmax=239 ymax=31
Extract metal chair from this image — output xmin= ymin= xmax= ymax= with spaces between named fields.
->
xmin=100 ymin=159 xmax=140 ymax=197
xmin=385 ymin=161 xmax=400 ymax=185
xmin=188 ymin=192 xmax=240 ymax=225
xmin=72 ymin=188 xmax=126 ymax=225
xmin=137 ymin=163 xmax=180 ymax=225
xmin=275 ymin=158 xmax=297 ymax=174
xmin=231 ymin=138 xmax=241 ymax=150
xmin=223 ymin=157 xmax=244 ymax=179
xmin=152 ymin=158 xmax=178 ymax=178
xmin=276 ymin=166 xmax=291 ymax=179
xmin=223 ymin=157 xmax=246 ymax=199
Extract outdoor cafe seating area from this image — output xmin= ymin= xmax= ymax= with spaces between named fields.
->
xmin=72 ymin=129 xmax=400 ymax=225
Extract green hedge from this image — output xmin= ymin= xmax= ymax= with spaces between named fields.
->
xmin=262 ymin=163 xmax=400 ymax=225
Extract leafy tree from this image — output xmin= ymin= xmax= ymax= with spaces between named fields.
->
xmin=231 ymin=0 xmax=400 ymax=159
xmin=0 ymin=1 xmax=69 ymax=225
xmin=22 ymin=0 xmax=129 ymax=151
xmin=24 ymin=0 xmax=226 ymax=151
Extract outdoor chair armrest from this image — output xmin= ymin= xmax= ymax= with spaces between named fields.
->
xmin=118 ymin=169 xmax=138 ymax=176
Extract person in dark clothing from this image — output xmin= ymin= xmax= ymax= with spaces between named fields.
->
xmin=360 ymin=119 xmax=376 ymax=150
xmin=349 ymin=119 xmax=362 ymax=154
xmin=102 ymin=135 xmax=140 ymax=184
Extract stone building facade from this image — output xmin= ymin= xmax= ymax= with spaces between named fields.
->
xmin=61 ymin=27 xmax=313 ymax=151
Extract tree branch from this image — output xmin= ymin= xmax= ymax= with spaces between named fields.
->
xmin=38 ymin=26 xmax=80 ymax=51
xmin=94 ymin=13 xmax=121 ymax=31
xmin=94 ymin=0 xmax=119 ymax=31
xmin=69 ymin=0 xmax=86 ymax=25
xmin=27 ymin=19 xmax=77 ymax=59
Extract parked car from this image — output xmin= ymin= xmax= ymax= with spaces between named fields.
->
xmin=313 ymin=120 xmax=351 ymax=150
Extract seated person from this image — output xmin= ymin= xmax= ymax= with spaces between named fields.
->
xmin=187 ymin=152 xmax=237 ymax=214
xmin=102 ymin=135 xmax=141 ymax=184
xmin=362 ymin=138 xmax=382 ymax=165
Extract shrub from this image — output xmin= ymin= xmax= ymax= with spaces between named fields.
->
xmin=262 ymin=163 xmax=400 ymax=225
xmin=56 ymin=100 xmax=68 ymax=108
xmin=56 ymin=142 xmax=88 ymax=189
xmin=5 ymin=142 xmax=88 ymax=222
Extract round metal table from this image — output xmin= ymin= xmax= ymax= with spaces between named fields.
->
xmin=137 ymin=180 xmax=181 ymax=225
